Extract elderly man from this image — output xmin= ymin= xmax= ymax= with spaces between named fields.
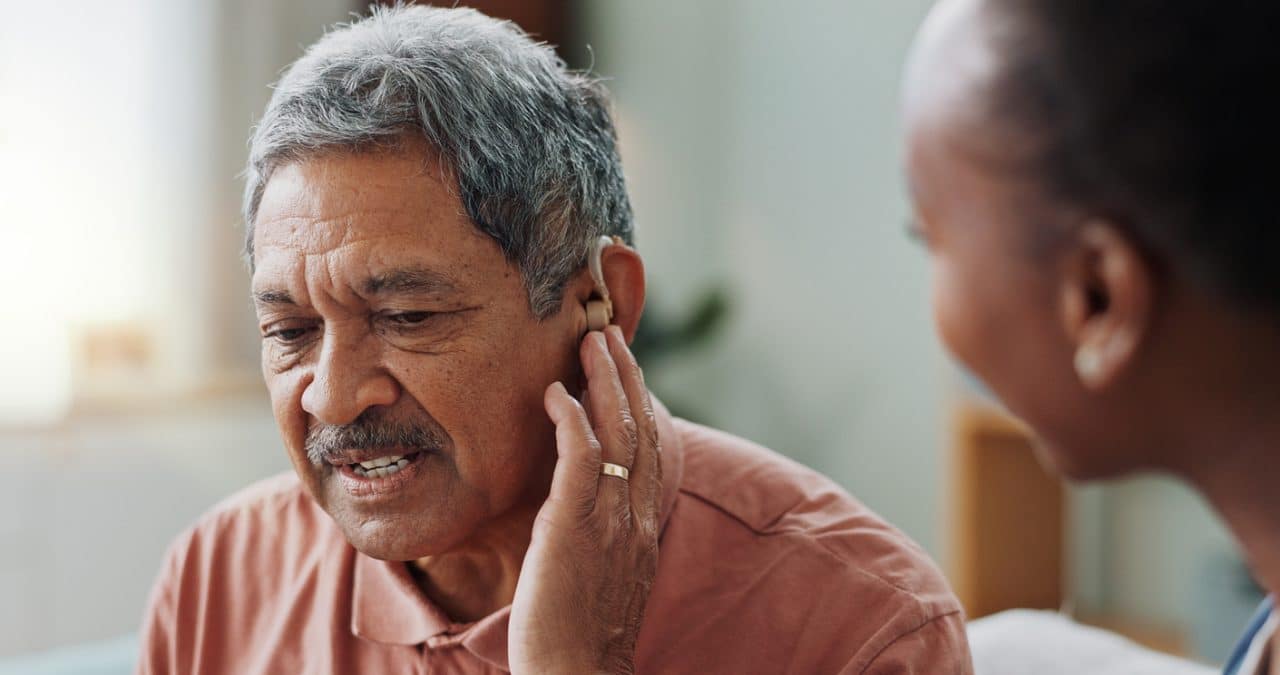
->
xmin=138 ymin=6 xmax=970 ymax=674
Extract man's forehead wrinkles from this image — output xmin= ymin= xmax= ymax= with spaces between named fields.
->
xmin=256 ymin=231 xmax=435 ymax=264
xmin=364 ymin=267 xmax=461 ymax=296
xmin=262 ymin=206 xmax=413 ymax=226
xmin=254 ymin=241 xmax=468 ymax=301
xmin=258 ymin=209 xmax=418 ymax=246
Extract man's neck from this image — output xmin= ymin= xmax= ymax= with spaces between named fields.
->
xmin=409 ymin=501 xmax=540 ymax=623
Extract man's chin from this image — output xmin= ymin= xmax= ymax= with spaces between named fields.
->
xmin=303 ymin=464 xmax=470 ymax=560
xmin=336 ymin=514 xmax=461 ymax=561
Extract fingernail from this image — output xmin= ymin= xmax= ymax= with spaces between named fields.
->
xmin=550 ymin=381 xmax=568 ymax=396
xmin=592 ymin=331 xmax=608 ymax=351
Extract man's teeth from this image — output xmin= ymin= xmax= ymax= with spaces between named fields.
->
xmin=358 ymin=454 xmax=403 ymax=469
xmin=351 ymin=454 xmax=412 ymax=478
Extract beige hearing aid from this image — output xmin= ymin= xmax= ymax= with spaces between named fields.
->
xmin=585 ymin=235 xmax=620 ymax=331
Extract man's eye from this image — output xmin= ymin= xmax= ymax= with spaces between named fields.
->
xmin=385 ymin=311 xmax=434 ymax=326
xmin=265 ymin=326 xmax=315 ymax=343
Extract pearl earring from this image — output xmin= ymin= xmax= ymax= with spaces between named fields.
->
xmin=1074 ymin=348 xmax=1102 ymax=383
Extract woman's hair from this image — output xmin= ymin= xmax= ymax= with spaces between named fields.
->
xmin=988 ymin=0 xmax=1278 ymax=311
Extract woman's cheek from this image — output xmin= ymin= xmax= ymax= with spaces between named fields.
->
xmin=931 ymin=262 xmax=974 ymax=370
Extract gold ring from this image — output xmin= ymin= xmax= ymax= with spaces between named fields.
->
xmin=600 ymin=462 xmax=630 ymax=481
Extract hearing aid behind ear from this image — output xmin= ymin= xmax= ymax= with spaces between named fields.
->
xmin=586 ymin=235 xmax=618 ymax=331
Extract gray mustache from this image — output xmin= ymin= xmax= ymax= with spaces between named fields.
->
xmin=305 ymin=417 xmax=449 ymax=464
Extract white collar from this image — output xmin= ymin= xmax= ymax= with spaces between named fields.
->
xmin=1237 ymin=612 xmax=1279 ymax=675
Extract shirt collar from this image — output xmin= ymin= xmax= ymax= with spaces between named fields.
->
xmin=1224 ymin=597 xmax=1275 ymax=675
xmin=350 ymin=553 xmax=450 ymax=645
xmin=350 ymin=398 xmax=686 ymax=669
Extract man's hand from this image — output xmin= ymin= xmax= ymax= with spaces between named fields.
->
xmin=508 ymin=326 xmax=663 ymax=675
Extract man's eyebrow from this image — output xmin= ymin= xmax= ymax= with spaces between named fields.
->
xmin=253 ymin=289 xmax=296 ymax=306
xmin=364 ymin=268 xmax=461 ymax=296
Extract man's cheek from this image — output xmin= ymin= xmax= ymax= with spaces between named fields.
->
xmin=267 ymin=372 xmax=310 ymax=449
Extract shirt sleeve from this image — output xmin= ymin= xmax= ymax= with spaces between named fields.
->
xmin=135 ymin=530 xmax=194 ymax=675
xmin=858 ymin=612 xmax=974 ymax=675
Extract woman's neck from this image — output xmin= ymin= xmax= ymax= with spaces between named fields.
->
xmin=1186 ymin=414 xmax=1280 ymax=601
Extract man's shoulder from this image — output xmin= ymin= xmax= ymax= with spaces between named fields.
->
xmin=671 ymin=419 xmax=959 ymax=613
xmin=204 ymin=469 xmax=305 ymax=511
xmin=140 ymin=474 xmax=357 ymax=672
xmin=197 ymin=471 xmax=317 ymax=535
xmin=164 ymin=471 xmax=341 ymax=576
xmin=651 ymin=420 xmax=970 ymax=672
xmin=674 ymin=419 xmax=858 ymax=533
xmin=215 ymin=469 xmax=311 ymax=509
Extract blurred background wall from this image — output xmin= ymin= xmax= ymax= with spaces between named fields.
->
xmin=0 ymin=0 xmax=1256 ymax=666
xmin=587 ymin=0 xmax=950 ymax=564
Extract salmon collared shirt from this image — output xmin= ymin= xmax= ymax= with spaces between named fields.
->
xmin=137 ymin=406 xmax=972 ymax=674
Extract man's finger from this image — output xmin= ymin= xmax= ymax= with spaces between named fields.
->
xmin=581 ymin=331 xmax=637 ymax=528
xmin=604 ymin=325 xmax=662 ymax=524
xmin=543 ymin=381 xmax=603 ymax=512
xmin=582 ymin=331 xmax=639 ymax=476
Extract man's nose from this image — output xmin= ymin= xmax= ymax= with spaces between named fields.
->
xmin=300 ymin=334 xmax=400 ymax=426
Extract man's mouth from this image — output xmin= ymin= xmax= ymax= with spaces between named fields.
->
xmin=326 ymin=449 xmax=434 ymax=499
xmin=348 ymin=451 xmax=419 ymax=478
xmin=328 ymin=449 xmax=429 ymax=479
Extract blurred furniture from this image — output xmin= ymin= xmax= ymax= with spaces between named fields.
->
xmin=0 ymin=611 xmax=1218 ymax=675
xmin=967 ymin=610 xmax=1214 ymax=675
xmin=948 ymin=401 xmax=1064 ymax=618
xmin=948 ymin=400 xmax=1192 ymax=655
xmin=0 ymin=398 xmax=286 ymax=659
xmin=0 ymin=635 xmax=136 ymax=675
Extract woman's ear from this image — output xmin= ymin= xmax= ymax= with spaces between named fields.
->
xmin=596 ymin=243 xmax=646 ymax=343
xmin=1059 ymin=221 xmax=1155 ymax=390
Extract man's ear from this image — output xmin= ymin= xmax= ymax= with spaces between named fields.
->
xmin=597 ymin=243 xmax=646 ymax=343
xmin=1059 ymin=221 xmax=1155 ymax=390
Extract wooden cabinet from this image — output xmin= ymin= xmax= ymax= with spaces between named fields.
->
xmin=948 ymin=401 xmax=1065 ymax=619
xmin=947 ymin=400 xmax=1192 ymax=655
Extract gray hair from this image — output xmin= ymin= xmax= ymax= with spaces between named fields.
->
xmin=242 ymin=4 xmax=633 ymax=317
